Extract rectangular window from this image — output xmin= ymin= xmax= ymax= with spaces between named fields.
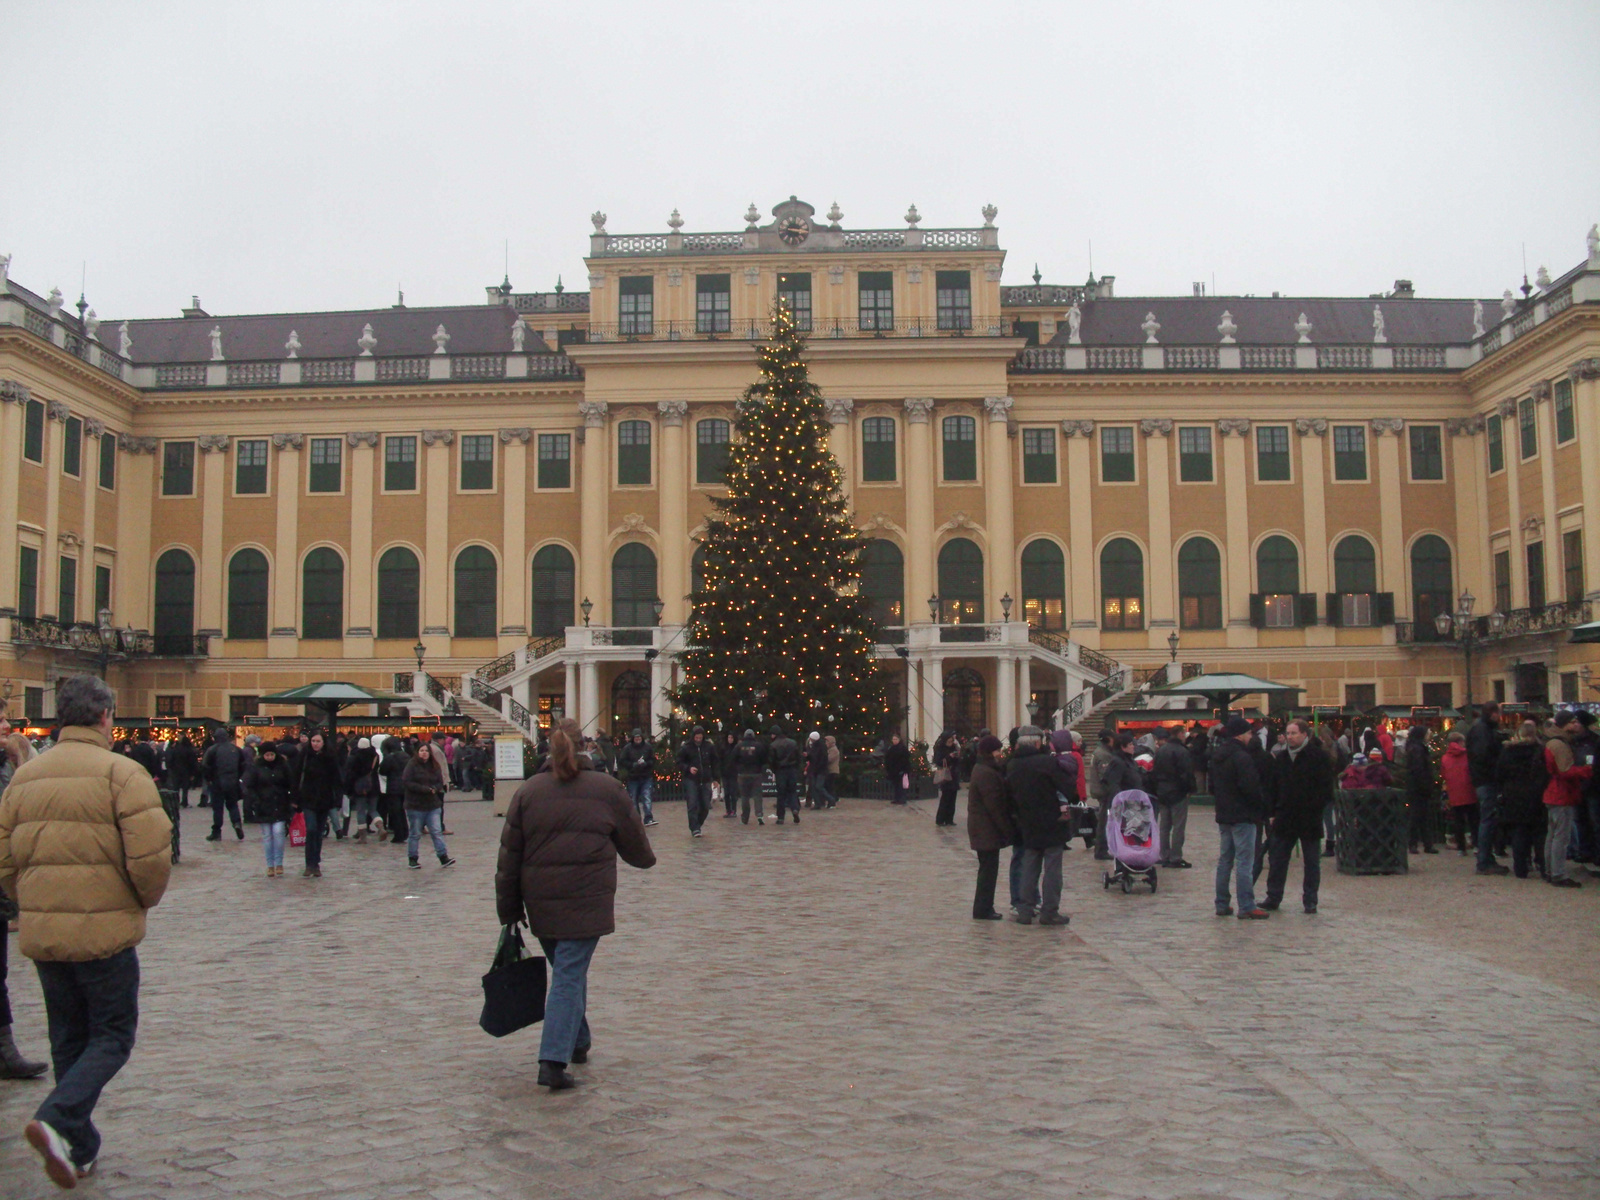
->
xmin=1493 ymin=678 xmax=1506 ymax=703
xmin=858 ymin=271 xmax=893 ymax=331
xmin=162 ymin=440 xmax=195 ymax=496
xmin=935 ymin=270 xmax=971 ymax=331
xmin=1022 ymin=428 xmax=1056 ymax=484
xmin=1342 ymin=592 xmax=1372 ymax=627
xmin=98 ymin=430 xmax=116 ymax=490
xmin=308 ymin=437 xmax=342 ymax=492
xmin=1518 ymin=397 xmax=1537 ymax=460
xmin=618 ymin=275 xmax=653 ymax=335
xmin=1332 ymin=425 xmax=1367 ymax=481
xmin=695 ymin=274 xmax=731 ymax=334
xmin=861 ymin=417 xmax=895 ymax=482
xmin=57 ymin=556 xmax=76 ymax=625
xmin=777 ymin=272 xmax=811 ymax=332
xmin=1527 ymin=541 xmax=1546 ymax=609
xmin=154 ymin=695 xmax=185 ymax=718
xmin=696 ymin=419 xmax=731 ymax=485
xmin=1345 ymin=683 xmax=1376 ymax=710
xmin=1178 ymin=426 xmax=1213 ymax=482
xmin=17 ymin=545 xmax=38 ymax=619
xmin=1256 ymin=425 xmax=1290 ymax=481
xmin=617 ymin=420 xmax=651 ymax=486
xmin=1422 ymin=682 xmax=1454 ymax=709
xmin=23 ymin=400 xmax=44 ymax=463
xmin=1487 ymin=413 xmax=1504 ymax=473
xmin=94 ymin=563 xmax=111 ymax=616
xmin=384 ymin=435 xmax=417 ymax=492
xmin=941 ymin=416 xmax=977 ymax=482
xmin=537 ymin=433 xmax=571 ymax=489
xmin=62 ymin=416 xmax=82 ymax=477
xmin=24 ymin=686 xmax=44 ymax=722
xmin=1263 ymin=594 xmax=1297 ymax=628
xmin=1408 ymin=424 xmax=1443 ymax=480
xmin=235 ymin=438 xmax=269 ymax=494
xmin=229 ymin=695 xmax=261 ymax=722
xmin=1494 ymin=549 xmax=1511 ymax=614
xmin=1561 ymin=672 xmax=1579 ymax=704
xmin=1101 ymin=427 xmax=1135 ymax=482
xmin=459 ymin=434 xmax=495 ymax=490
xmin=1555 ymin=378 xmax=1575 ymax=444
xmin=1564 ymin=528 xmax=1584 ymax=604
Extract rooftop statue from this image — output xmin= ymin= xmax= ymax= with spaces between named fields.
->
xmin=1371 ymin=305 xmax=1386 ymax=344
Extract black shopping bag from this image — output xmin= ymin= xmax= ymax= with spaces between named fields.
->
xmin=479 ymin=924 xmax=547 ymax=1038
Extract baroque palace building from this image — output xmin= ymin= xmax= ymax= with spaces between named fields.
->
xmin=2 ymin=197 xmax=1599 ymax=742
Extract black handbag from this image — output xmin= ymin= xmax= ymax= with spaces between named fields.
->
xmin=479 ymin=924 xmax=547 ymax=1038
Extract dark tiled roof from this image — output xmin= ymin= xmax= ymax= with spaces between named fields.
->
xmin=100 ymin=303 xmax=549 ymax=364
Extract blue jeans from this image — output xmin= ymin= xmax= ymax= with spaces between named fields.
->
xmin=1215 ymin=822 xmax=1258 ymax=912
xmin=34 ymin=948 xmax=140 ymax=1169
xmin=537 ymin=936 xmax=598 ymax=1066
xmin=407 ymin=808 xmax=447 ymax=858
xmin=1475 ymin=784 xmax=1500 ymax=868
xmin=260 ymin=821 xmax=286 ymax=868
xmin=627 ymin=777 xmax=654 ymax=822
xmin=810 ymin=772 xmax=835 ymax=808
xmin=682 ymin=777 xmax=708 ymax=832
xmin=1009 ymin=844 xmax=1025 ymax=905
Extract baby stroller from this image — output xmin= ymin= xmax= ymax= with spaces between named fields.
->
xmin=1102 ymin=789 xmax=1161 ymax=894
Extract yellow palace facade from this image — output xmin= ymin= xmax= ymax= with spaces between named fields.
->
xmin=2 ymin=198 xmax=1599 ymax=740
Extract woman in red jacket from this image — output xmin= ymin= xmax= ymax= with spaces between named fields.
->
xmin=1439 ymin=731 xmax=1477 ymax=855
xmin=1542 ymin=714 xmax=1593 ymax=888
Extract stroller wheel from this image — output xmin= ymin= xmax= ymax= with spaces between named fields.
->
xmin=1148 ymin=869 xmax=1158 ymax=893
xmin=1102 ymin=872 xmax=1110 ymax=890
xmin=1120 ymin=876 xmax=1131 ymax=894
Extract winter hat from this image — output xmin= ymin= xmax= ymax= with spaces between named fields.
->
xmin=743 ymin=728 xmax=755 ymax=738
xmin=1367 ymin=749 xmax=1385 ymax=761
xmin=1224 ymin=715 xmax=1252 ymax=737
xmin=1049 ymin=728 xmax=1075 ymax=754
xmin=977 ymin=734 xmax=1004 ymax=755
xmin=358 ymin=737 xmax=371 ymax=749
xmin=808 ymin=731 xmax=820 ymax=742
xmin=631 ymin=728 xmax=644 ymax=739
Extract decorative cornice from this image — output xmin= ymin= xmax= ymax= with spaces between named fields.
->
xmin=46 ymin=401 xmax=69 ymax=422
xmin=1061 ymin=419 xmax=1095 ymax=437
xmin=0 ymin=379 xmax=30 ymax=405
xmin=1445 ymin=415 xmax=1484 ymax=437
xmin=498 ymin=427 xmax=532 ymax=445
xmin=197 ymin=434 xmax=231 ymax=453
xmin=1139 ymin=418 xmax=1172 ymax=437
xmin=421 ymin=429 xmax=455 ymax=446
xmin=982 ymin=395 xmax=1013 ymax=423
xmin=656 ymin=400 xmax=688 ymax=427
xmin=83 ymin=418 xmax=105 ymax=439
xmin=578 ymin=399 xmax=609 ymax=428
xmin=345 ymin=431 xmax=379 ymax=448
xmin=1369 ymin=417 xmax=1405 ymax=435
xmin=118 ymin=434 xmax=158 ymax=454
xmin=1294 ymin=417 xmax=1327 ymax=437
xmin=1570 ymin=357 xmax=1600 ymax=382
xmin=903 ymin=397 xmax=935 ymax=424
xmin=823 ymin=397 xmax=854 ymax=425
xmin=1216 ymin=418 xmax=1251 ymax=436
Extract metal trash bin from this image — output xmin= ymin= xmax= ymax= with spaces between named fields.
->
xmin=1334 ymin=787 xmax=1408 ymax=875
xmin=159 ymin=785 xmax=182 ymax=865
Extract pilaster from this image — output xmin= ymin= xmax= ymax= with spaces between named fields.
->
xmin=1534 ymin=384 xmax=1559 ymax=605
xmin=197 ymin=436 xmax=228 ymax=637
xmin=657 ymin=402 xmax=688 ymax=624
xmin=982 ymin=396 xmax=1015 ymax=609
xmin=421 ymin=429 xmax=454 ymax=651
xmin=345 ymin=431 xmax=378 ymax=654
xmin=578 ymin=401 xmax=609 ymax=620
xmin=499 ymin=428 xmax=531 ymax=644
xmin=1063 ymin=421 xmax=1095 ymax=637
xmin=1499 ymin=401 xmax=1525 ymax=606
xmin=1571 ymin=361 xmax=1600 ymax=597
xmin=904 ymin=399 xmax=935 ymax=617
xmin=115 ymin=436 xmax=156 ymax=632
xmin=1218 ymin=420 xmax=1253 ymax=641
xmin=0 ymin=386 xmax=25 ymax=614
xmin=1142 ymin=421 xmax=1174 ymax=639
xmin=1297 ymin=419 xmax=1333 ymax=645
xmin=824 ymin=398 xmax=854 ymax=496
xmin=40 ymin=404 xmax=63 ymax=618
xmin=1373 ymin=420 xmax=1406 ymax=617
xmin=1447 ymin=417 xmax=1487 ymax=608
xmin=269 ymin=433 xmax=302 ymax=656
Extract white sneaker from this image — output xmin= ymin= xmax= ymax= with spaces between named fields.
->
xmin=25 ymin=1119 xmax=78 ymax=1190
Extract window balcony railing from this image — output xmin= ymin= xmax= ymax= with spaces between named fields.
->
xmin=1496 ymin=599 xmax=1591 ymax=638
xmin=8 ymin=617 xmax=154 ymax=656
xmin=938 ymin=622 xmax=1002 ymax=644
xmin=149 ymin=633 xmax=211 ymax=658
xmin=585 ymin=316 xmax=1003 ymax=344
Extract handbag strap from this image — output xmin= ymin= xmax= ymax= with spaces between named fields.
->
xmin=492 ymin=924 xmax=527 ymax=970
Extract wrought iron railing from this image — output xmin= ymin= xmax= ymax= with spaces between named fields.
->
xmin=525 ymin=634 xmax=565 ymax=662
xmin=508 ymin=696 xmax=535 ymax=733
xmin=424 ymin=673 xmax=446 ymax=706
xmin=468 ymin=676 xmax=498 ymax=705
xmin=1061 ymin=691 xmax=1092 ymax=726
xmin=9 ymin=617 xmax=153 ymax=656
xmin=1077 ymin=645 xmax=1121 ymax=678
xmin=1497 ymin=599 xmax=1591 ymax=637
xmin=1028 ymin=627 xmax=1072 ymax=657
xmin=591 ymin=627 xmax=655 ymax=647
xmin=1140 ymin=664 xmax=1170 ymax=687
xmin=938 ymin=623 xmax=1002 ymax=644
xmin=480 ymin=649 xmax=518 ymax=682
xmin=393 ymin=672 xmax=415 ymax=693
xmin=1181 ymin=661 xmax=1204 ymax=679
xmin=150 ymin=634 xmax=211 ymax=657
xmin=585 ymin=316 xmax=1002 ymax=344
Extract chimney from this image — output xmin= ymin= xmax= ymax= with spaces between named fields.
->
xmin=182 ymin=294 xmax=208 ymax=318
xmin=1097 ymin=274 xmax=1115 ymax=299
xmin=1192 ymin=282 xmax=1205 ymax=297
xmin=1389 ymin=279 xmax=1414 ymax=298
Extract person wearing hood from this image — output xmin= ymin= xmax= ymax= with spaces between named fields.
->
xmin=1402 ymin=720 xmax=1439 ymax=855
xmin=618 ymin=729 xmax=659 ymax=828
xmin=243 ymin=742 xmax=295 ymax=877
xmin=166 ymin=732 xmax=200 ymax=808
xmin=966 ymin=734 xmax=1011 ymax=920
xmin=344 ymin=737 xmax=381 ymax=842
xmin=676 ymin=727 xmax=718 ymax=836
xmin=1439 ymin=730 xmax=1477 ymax=855
xmin=1004 ymin=726 xmax=1078 ymax=926
xmin=720 ymin=730 xmax=741 ymax=818
xmin=1210 ymin=715 xmax=1270 ymax=919
xmin=291 ymin=730 xmax=341 ymax=877
xmin=201 ymin=726 xmax=247 ymax=842
xmin=767 ymin=725 xmax=802 ymax=825
xmin=805 ymin=731 xmax=831 ymax=811
xmin=733 ymin=729 xmax=768 ymax=825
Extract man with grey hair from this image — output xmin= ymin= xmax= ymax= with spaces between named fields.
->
xmin=1005 ymin=725 xmax=1079 ymax=925
xmin=0 ymin=674 xmax=172 ymax=1188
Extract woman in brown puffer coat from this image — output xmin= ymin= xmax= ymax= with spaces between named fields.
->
xmin=495 ymin=719 xmax=655 ymax=1091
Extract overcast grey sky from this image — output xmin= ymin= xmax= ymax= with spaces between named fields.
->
xmin=4 ymin=1 xmax=1597 ymax=319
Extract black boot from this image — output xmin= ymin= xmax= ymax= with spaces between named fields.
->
xmin=537 ymin=1061 xmax=576 ymax=1090
xmin=0 ymin=1025 xmax=47 ymax=1080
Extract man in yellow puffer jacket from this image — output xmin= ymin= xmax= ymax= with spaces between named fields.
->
xmin=0 ymin=674 xmax=171 ymax=1189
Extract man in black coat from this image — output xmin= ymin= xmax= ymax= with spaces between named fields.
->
xmin=733 ymin=729 xmax=768 ymax=825
xmin=676 ymin=727 xmax=719 ymax=837
xmin=1209 ymin=715 xmax=1270 ymax=919
xmin=1402 ymin=720 xmax=1439 ymax=855
xmin=767 ymin=726 xmax=802 ymax=826
xmin=1004 ymin=727 xmax=1079 ymax=926
xmin=1466 ymin=701 xmax=1509 ymax=874
xmin=1152 ymin=726 xmax=1195 ymax=868
xmin=1263 ymin=719 xmax=1334 ymax=913
xmin=378 ymin=737 xmax=410 ymax=842
xmin=201 ymin=727 xmax=247 ymax=842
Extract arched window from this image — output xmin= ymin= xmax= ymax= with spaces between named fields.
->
xmin=859 ymin=539 xmax=904 ymax=631
xmin=1177 ymin=538 xmax=1222 ymax=629
xmin=1412 ymin=535 xmax=1453 ymax=643
xmin=943 ymin=667 xmax=986 ymax=737
xmin=612 ymin=542 xmax=659 ymax=627
xmin=530 ymin=545 xmax=574 ymax=637
xmin=1021 ymin=539 xmax=1065 ymax=630
xmin=153 ymin=548 xmax=195 ymax=655
xmin=1101 ymin=538 xmax=1144 ymax=630
xmin=1255 ymin=536 xmax=1300 ymax=628
xmin=610 ymin=669 xmax=651 ymax=737
xmin=301 ymin=548 xmax=344 ymax=640
xmin=690 ymin=543 xmax=708 ymax=596
xmin=454 ymin=546 xmax=497 ymax=638
xmin=1334 ymin=535 xmax=1377 ymax=594
xmin=696 ymin=419 xmax=731 ymax=485
xmin=937 ymin=538 xmax=984 ymax=625
xmin=226 ymin=549 xmax=269 ymax=640
xmin=377 ymin=547 xmax=420 ymax=639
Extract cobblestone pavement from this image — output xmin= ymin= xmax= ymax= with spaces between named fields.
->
xmin=2 ymin=791 xmax=1597 ymax=1199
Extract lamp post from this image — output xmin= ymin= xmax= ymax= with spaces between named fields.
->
xmin=927 ymin=594 xmax=940 ymax=625
xmin=1167 ymin=629 xmax=1180 ymax=662
xmin=651 ymin=596 xmax=665 ymax=625
xmin=1000 ymin=592 xmax=1013 ymax=622
xmin=1025 ymin=696 xmax=1041 ymax=726
xmin=1433 ymin=589 xmax=1504 ymax=715
xmin=413 ymin=640 xmax=426 ymax=673
xmin=580 ymin=596 xmax=593 ymax=627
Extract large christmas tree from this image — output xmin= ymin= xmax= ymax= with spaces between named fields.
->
xmin=670 ymin=302 xmax=892 ymax=742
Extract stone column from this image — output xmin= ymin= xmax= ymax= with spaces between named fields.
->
xmin=345 ymin=432 xmax=378 ymax=653
xmin=1446 ymin=417 xmax=1487 ymax=606
xmin=499 ymin=428 xmax=531 ymax=643
xmin=1019 ymin=653 xmax=1033 ymax=729
xmin=197 ymin=435 xmax=229 ymax=640
xmin=825 ymin=398 xmax=854 ymax=496
xmin=1296 ymin=420 xmax=1331 ymax=642
xmin=80 ymin=421 xmax=102 ymax=622
xmin=983 ymin=396 xmax=1016 ymax=610
xmin=578 ymin=401 xmax=609 ymax=620
xmin=564 ymin=660 xmax=578 ymax=722
xmin=996 ymin=654 xmax=1017 ymax=733
xmin=421 ymin=429 xmax=454 ymax=654
xmin=657 ymin=401 xmax=688 ymax=624
xmin=115 ymin=436 xmax=157 ymax=632
xmin=1142 ymin=420 xmax=1175 ymax=642
xmin=1372 ymin=419 xmax=1406 ymax=618
xmin=923 ymin=656 xmax=944 ymax=744
xmin=1064 ymin=421 xmax=1096 ymax=635
xmin=40 ymin=403 xmax=64 ymax=618
xmin=579 ymin=658 xmax=599 ymax=733
xmin=1218 ymin=420 xmax=1253 ymax=637
xmin=1571 ymin=361 xmax=1600 ymax=597
xmin=0 ymin=384 xmax=28 ymax=615
xmin=904 ymin=399 xmax=935 ymax=616
xmin=649 ymin=653 xmax=670 ymax=731
xmin=1533 ymin=382 xmax=1559 ymax=605
xmin=268 ymin=433 xmax=302 ymax=656
xmin=1498 ymin=402 xmax=1525 ymax=605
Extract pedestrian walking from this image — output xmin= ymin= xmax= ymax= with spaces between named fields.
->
xmin=1403 ymin=720 xmax=1439 ymax=854
xmin=733 ymin=729 xmax=767 ymax=824
xmin=932 ymin=731 xmax=961 ymax=826
xmin=1467 ymin=702 xmax=1511 ymax=876
xmin=966 ymin=734 xmax=1010 ymax=920
xmin=804 ymin=732 xmax=831 ymax=810
xmin=676 ymin=727 xmax=717 ymax=837
xmin=824 ymin=734 xmax=841 ymax=808
xmin=291 ymin=730 xmax=341 ymax=878
xmin=1152 ymin=725 xmax=1195 ymax=869
xmin=720 ymin=731 xmax=740 ymax=818
xmin=379 ymin=736 xmax=409 ymax=842
xmin=1496 ymin=721 xmax=1548 ymax=879
xmin=1262 ymin=719 xmax=1333 ymax=913
xmin=1543 ymin=712 xmax=1592 ymax=889
xmin=1439 ymin=731 xmax=1478 ymax=855
xmin=0 ymin=717 xmax=47 ymax=1083
xmin=618 ymin=730 xmax=658 ymax=827
xmin=345 ymin=737 xmax=381 ymax=842
xmin=884 ymin=733 xmax=911 ymax=806
xmin=1210 ymin=715 xmax=1270 ymax=919
xmin=495 ymin=719 xmax=655 ymax=1090
xmin=201 ymin=727 xmax=247 ymax=842
xmin=768 ymin=726 xmax=802 ymax=824
xmin=1005 ymin=726 xmax=1078 ymax=926
xmin=402 ymin=743 xmax=455 ymax=869
xmin=242 ymin=742 xmax=294 ymax=878
xmin=0 ymin=675 xmax=172 ymax=1188
xmin=166 ymin=733 xmax=199 ymax=808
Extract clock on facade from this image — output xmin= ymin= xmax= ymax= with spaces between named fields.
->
xmin=777 ymin=215 xmax=810 ymax=246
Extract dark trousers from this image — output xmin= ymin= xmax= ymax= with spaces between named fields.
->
xmin=935 ymin=781 xmax=959 ymax=826
xmin=774 ymin=768 xmax=800 ymax=819
xmin=683 ymin=778 xmax=709 ymax=833
xmin=1507 ymin=821 xmax=1545 ymax=878
xmin=33 ymin=948 xmax=139 ymax=1169
xmin=0 ymin=922 xmax=12 ymax=1027
xmin=722 ymin=779 xmax=739 ymax=815
xmin=387 ymin=794 xmax=407 ymax=840
xmin=1265 ymin=833 xmax=1322 ymax=908
xmin=973 ymin=848 xmax=1001 ymax=917
xmin=1408 ymin=789 xmax=1435 ymax=850
xmin=209 ymin=782 xmax=242 ymax=834
xmin=1009 ymin=843 xmax=1025 ymax=905
xmin=303 ymin=809 xmax=326 ymax=869
xmin=1449 ymin=804 xmax=1479 ymax=853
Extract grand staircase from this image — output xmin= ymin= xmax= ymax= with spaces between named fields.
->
xmin=457 ymin=693 xmax=527 ymax=741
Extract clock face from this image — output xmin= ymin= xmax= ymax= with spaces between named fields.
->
xmin=778 ymin=215 xmax=810 ymax=246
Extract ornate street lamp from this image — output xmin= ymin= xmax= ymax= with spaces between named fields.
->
xmin=651 ymin=596 xmax=665 ymax=625
xmin=1000 ymin=592 xmax=1013 ymax=621
xmin=413 ymin=641 xmax=426 ymax=672
xmin=580 ymin=596 xmax=593 ymax=627
xmin=927 ymin=594 xmax=941 ymax=624
xmin=1434 ymin=590 xmax=1503 ymax=715
xmin=1167 ymin=629 xmax=1180 ymax=662
xmin=1026 ymin=696 xmax=1041 ymax=724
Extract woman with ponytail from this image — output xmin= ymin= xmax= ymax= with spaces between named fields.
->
xmin=495 ymin=719 xmax=655 ymax=1091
